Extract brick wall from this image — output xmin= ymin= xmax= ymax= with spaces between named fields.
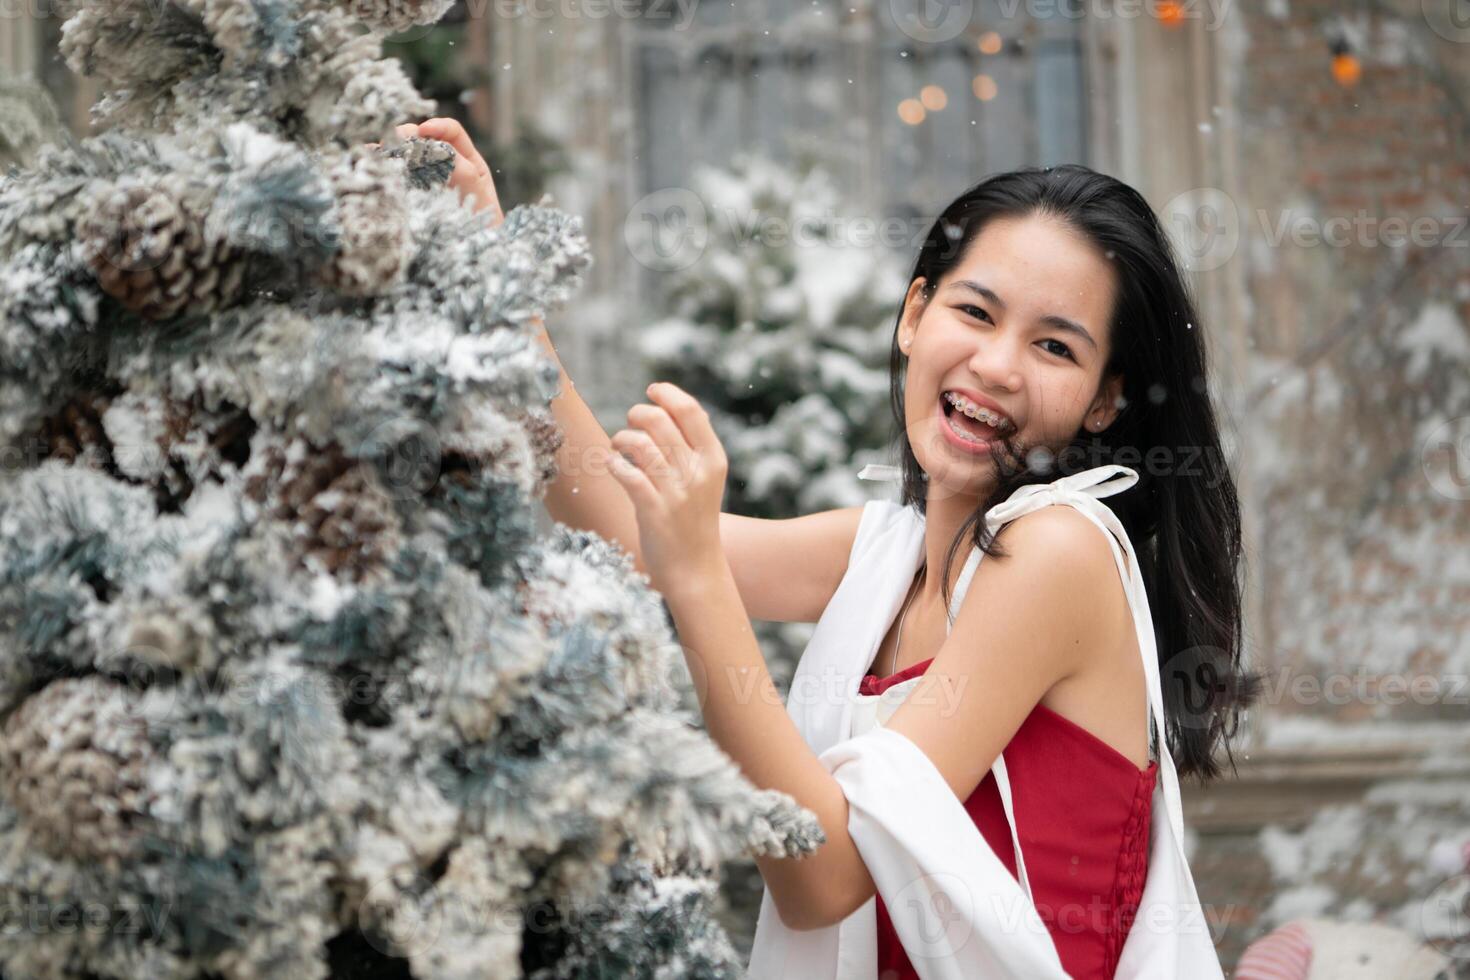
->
xmin=1229 ymin=0 xmax=1470 ymax=724
xmin=1183 ymin=0 xmax=1470 ymax=968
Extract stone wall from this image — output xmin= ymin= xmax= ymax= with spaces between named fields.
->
xmin=1169 ymin=0 xmax=1470 ymax=966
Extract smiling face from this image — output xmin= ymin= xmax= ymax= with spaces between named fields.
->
xmin=896 ymin=212 xmax=1125 ymax=499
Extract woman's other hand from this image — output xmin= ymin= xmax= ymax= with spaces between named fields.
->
xmin=607 ymin=382 xmax=730 ymax=599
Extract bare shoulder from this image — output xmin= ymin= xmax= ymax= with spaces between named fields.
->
xmin=981 ymin=503 xmax=1131 ymax=636
xmin=995 ymin=503 xmax=1122 ymax=578
xmin=719 ymin=505 xmax=868 ymax=624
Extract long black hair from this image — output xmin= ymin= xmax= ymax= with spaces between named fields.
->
xmin=888 ymin=163 xmax=1260 ymax=782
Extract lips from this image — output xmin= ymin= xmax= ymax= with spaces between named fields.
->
xmin=941 ymin=388 xmax=1013 ymax=430
xmin=942 ymin=396 xmax=1001 ymax=440
xmin=936 ymin=394 xmax=997 ymax=454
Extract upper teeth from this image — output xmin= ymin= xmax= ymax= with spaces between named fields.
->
xmin=944 ymin=392 xmax=1010 ymax=431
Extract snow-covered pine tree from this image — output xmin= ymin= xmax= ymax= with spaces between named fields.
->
xmin=636 ymin=154 xmax=908 ymax=523
xmin=0 ymin=4 xmax=820 ymax=979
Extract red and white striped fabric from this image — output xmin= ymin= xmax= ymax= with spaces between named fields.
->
xmin=1234 ymin=922 xmax=1313 ymax=980
xmin=1237 ymin=918 xmax=1454 ymax=980
xmin=1234 ymin=838 xmax=1468 ymax=980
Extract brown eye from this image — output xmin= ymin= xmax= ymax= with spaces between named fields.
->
xmin=1040 ymin=338 xmax=1076 ymax=361
xmin=958 ymin=304 xmax=991 ymax=323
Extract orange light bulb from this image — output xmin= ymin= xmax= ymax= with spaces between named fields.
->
xmin=1331 ymin=52 xmax=1361 ymax=87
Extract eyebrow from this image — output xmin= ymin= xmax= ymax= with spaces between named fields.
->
xmin=947 ymin=279 xmax=1099 ymax=353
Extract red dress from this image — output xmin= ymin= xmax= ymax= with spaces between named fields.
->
xmin=858 ymin=657 xmax=1159 ymax=980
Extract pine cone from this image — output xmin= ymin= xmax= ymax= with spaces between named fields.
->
xmin=146 ymin=395 xmax=258 ymax=510
xmin=34 ymin=391 xmax=256 ymax=509
xmin=78 ymin=179 xmax=248 ymax=321
xmin=379 ymin=135 xmax=456 ymax=191
xmin=341 ymin=0 xmax=457 ymax=35
xmin=39 ymin=390 xmax=113 ymax=470
xmin=265 ymin=443 xmax=401 ymax=581
xmin=0 ymin=676 xmax=156 ymax=869
xmin=315 ymin=146 xmax=411 ymax=297
xmin=302 ymin=465 xmax=398 ymax=580
xmin=519 ymin=407 xmax=565 ymax=491
xmin=275 ymin=442 xmax=353 ymax=513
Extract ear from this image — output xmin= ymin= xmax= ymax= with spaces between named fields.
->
xmin=898 ymin=277 xmax=929 ymax=352
xmin=1088 ymin=372 xmax=1125 ymax=432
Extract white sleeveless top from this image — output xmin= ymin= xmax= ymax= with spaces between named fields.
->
xmin=746 ymin=463 xmax=1225 ymax=979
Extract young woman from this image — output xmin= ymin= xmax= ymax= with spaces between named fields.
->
xmin=405 ymin=117 xmax=1259 ymax=977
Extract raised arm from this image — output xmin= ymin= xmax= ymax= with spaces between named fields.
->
xmin=533 ymin=317 xmax=865 ymax=623
xmin=394 ymin=114 xmax=867 ymax=622
xmin=532 ymin=314 xmax=646 ymax=574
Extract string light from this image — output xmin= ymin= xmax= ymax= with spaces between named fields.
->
xmin=920 ymin=85 xmax=948 ymax=111
xmin=972 ymin=74 xmax=998 ymax=101
xmin=898 ymin=99 xmax=926 ymax=125
xmin=977 ymin=31 xmax=1002 ymax=55
xmin=1329 ymin=38 xmax=1361 ymax=87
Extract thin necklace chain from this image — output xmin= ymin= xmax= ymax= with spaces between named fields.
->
xmin=888 ymin=563 xmax=926 ymax=677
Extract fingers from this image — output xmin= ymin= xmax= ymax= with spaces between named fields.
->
xmin=606 ymin=450 xmax=659 ymax=509
xmin=646 ymin=383 xmax=724 ymax=463
xmin=609 ymin=427 xmax=679 ymax=496
xmin=416 ymin=117 xmax=488 ymax=177
xmin=386 ymin=118 xmax=501 ymax=222
xmin=624 ymin=403 xmax=695 ymax=487
xmin=416 ymin=117 xmax=465 ymax=142
xmin=373 ymin=123 xmax=418 ymax=153
xmin=409 ymin=117 xmax=502 ymax=222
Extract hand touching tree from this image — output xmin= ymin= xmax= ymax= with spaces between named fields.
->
xmin=393 ymin=117 xmax=504 ymax=225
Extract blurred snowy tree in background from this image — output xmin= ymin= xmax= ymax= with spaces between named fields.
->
xmin=637 ymin=153 xmax=907 ymax=523
xmin=632 ymin=151 xmax=909 ymax=694
xmin=0 ymin=2 xmax=821 ymax=978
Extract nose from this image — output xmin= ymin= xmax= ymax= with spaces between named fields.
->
xmin=967 ymin=332 xmax=1024 ymax=394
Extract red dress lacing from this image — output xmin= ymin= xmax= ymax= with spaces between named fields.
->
xmin=858 ymin=657 xmax=1159 ymax=980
